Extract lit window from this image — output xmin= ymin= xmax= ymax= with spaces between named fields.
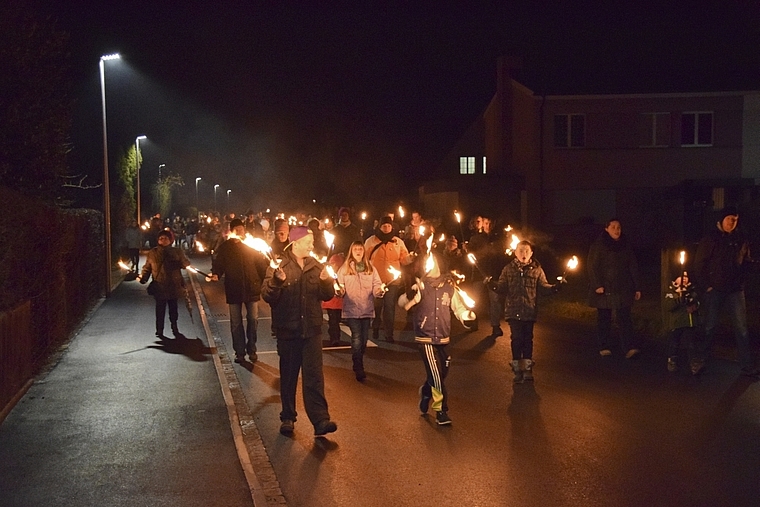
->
xmin=640 ymin=113 xmax=671 ymax=147
xmin=459 ymin=156 xmax=475 ymax=174
xmin=482 ymin=156 xmax=487 ymax=174
xmin=554 ymin=114 xmax=585 ymax=147
xmin=681 ymin=112 xmax=713 ymax=146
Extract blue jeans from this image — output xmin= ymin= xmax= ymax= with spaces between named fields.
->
xmin=373 ymin=283 xmax=400 ymax=339
xmin=700 ymin=290 xmax=752 ymax=369
xmin=346 ymin=318 xmax=371 ymax=372
xmin=229 ymin=300 xmax=258 ymax=356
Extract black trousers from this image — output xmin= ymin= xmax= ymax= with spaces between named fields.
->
xmin=419 ymin=343 xmax=450 ymax=413
xmin=507 ymin=319 xmax=535 ymax=359
xmin=276 ymin=334 xmax=330 ymax=427
xmin=155 ymin=298 xmax=178 ymax=334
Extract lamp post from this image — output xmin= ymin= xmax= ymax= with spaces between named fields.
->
xmin=135 ymin=135 xmax=146 ymax=224
xmin=158 ymin=163 xmax=165 ymax=181
xmin=214 ymin=184 xmax=220 ymax=211
xmin=100 ymin=52 xmax=120 ymax=296
xmin=195 ymin=177 xmax=201 ymax=211
xmin=227 ymin=189 xmax=231 ymax=212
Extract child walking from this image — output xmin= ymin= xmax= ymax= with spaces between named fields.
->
xmin=664 ymin=274 xmax=701 ymax=373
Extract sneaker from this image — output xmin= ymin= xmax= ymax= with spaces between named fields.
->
xmin=248 ymin=352 xmax=258 ymax=363
xmin=435 ymin=411 xmax=452 ymax=425
xmin=667 ymin=357 xmax=678 ymax=372
xmin=234 ymin=354 xmax=246 ymax=364
xmin=314 ymin=420 xmax=338 ymax=437
xmin=690 ymin=359 xmax=705 ymax=376
xmin=418 ymin=386 xmax=431 ymax=414
xmin=599 ymin=349 xmax=612 ymax=357
xmin=279 ymin=419 xmax=294 ymax=436
xmin=625 ymin=349 xmax=640 ymax=359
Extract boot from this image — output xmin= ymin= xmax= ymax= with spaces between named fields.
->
xmin=171 ymin=322 xmax=182 ymax=338
xmin=511 ymin=360 xmax=524 ymax=383
xmin=491 ymin=326 xmax=503 ymax=338
xmin=521 ymin=359 xmax=534 ymax=382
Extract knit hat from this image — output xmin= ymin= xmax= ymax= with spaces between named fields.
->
xmin=229 ymin=218 xmax=244 ymax=230
xmin=289 ymin=226 xmax=311 ymax=243
xmin=379 ymin=216 xmax=393 ymax=226
xmin=274 ymin=220 xmax=289 ymax=233
xmin=157 ymin=229 xmax=174 ymax=242
xmin=718 ymin=205 xmax=739 ymax=220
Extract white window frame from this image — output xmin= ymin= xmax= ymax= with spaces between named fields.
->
xmin=459 ymin=156 xmax=475 ymax=174
xmin=554 ymin=114 xmax=585 ymax=148
xmin=681 ymin=111 xmax=713 ymax=147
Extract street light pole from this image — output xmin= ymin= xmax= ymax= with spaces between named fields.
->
xmin=135 ymin=135 xmax=146 ymax=225
xmin=195 ymin=177 xmax=201 ymax=215
xmin=100 ymin=53 xmax=120 ymax=296
xmin=158 ymin=163 xmax=165 ymax=181
xmin=227 ymin=189 xmax=231 ymax=212
xmin=214 ymin=184 xmax=220 ymax=211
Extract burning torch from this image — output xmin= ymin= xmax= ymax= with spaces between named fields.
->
xmin=466 ymin=252 xmax=488 ymax=278
xmin=557 ymin=255 xmax=579 ymax=284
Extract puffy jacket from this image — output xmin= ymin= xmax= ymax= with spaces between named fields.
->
xmin=337 ymin=264 xmax=384 ymax=319
xmin=694 ymin=228 xmax=750 ymax=293
xmin=664 ymin=285 xmax=700 ymax=331
xmin=365 ymin=235 xmax=412 ymax=284
xmin=140 ymin=245 xmax=190 ymax=300
xmin=587 ymin=232 xmax=641 ymax=309
xmin=212 ymin=238 xmax=267 ymax=304
xmin=493 ymin=258 xmax=554 ymax=321
xmin=261 ymin=251 xmax=334 ymax=339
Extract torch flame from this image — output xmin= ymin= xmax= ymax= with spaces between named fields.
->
xmin=324 ymin=230 xmax=335 ymax=249
xmin=398 ymin=206 xmax=405 ymax=219
xmin=456 ymin=287 xmax=476 ymax=309
xmin=361 ymin=212 xmax=367 ymax=221
xmin=452 ymin=270 xmax=466 ymax=282
xmin=325 ymin=265 xmax=338 ymax=280
xmin=196 ymin=242 xmax=205 ymax=253
xmin=118 ymin=260 xmax=131 ymax=271
xmin=679 ymin=250 xmax=685 ymax=265
xmin=467 ymin=253 xmax=477 ymax=265
xmin=186 ymin=266 xmax=198 ymax=274
xmin=425 ymin=253 xmax=435 ymax=273
xmin=387 ymin=265 xmax=402 ymax=281
xmin=439 ymin=233 xmax=446 ymax=242
xmin=454 ymin=210 xmax=461 ymax=223
xmin=567 ymin=255 xmax=579 ymax=270
xmin=506 ymin=233 xmax=521 ymax=255
xmin=505 ymin=224 xmax=513 ymax=232
xmin=236 ymin=233 xmax=282 ymax=269
xmin=419 ymin=225 xmax=426 ymax=237
xmin=310 ymin=252 xmax=328 ymax=264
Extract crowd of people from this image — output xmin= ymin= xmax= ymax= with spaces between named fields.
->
xmin=131 ymin=203 xmax=759 ymax=438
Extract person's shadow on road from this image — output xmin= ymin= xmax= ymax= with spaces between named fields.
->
xmin=148 ymin=335 xmax=212 ymax=362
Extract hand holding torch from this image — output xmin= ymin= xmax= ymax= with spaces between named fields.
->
xmin=557 ymin=255 xmax=579 ymax=283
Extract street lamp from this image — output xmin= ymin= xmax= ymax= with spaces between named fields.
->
xmin=158 ymin=163 xmax=165 ymax=181
xmin=214 ymin=184 xmax=220 ymax=211
xmin=135 ymin=135 xmax=146 ymax=224
xmin=227 ymin=189 xmax=231 ymax=211
xmin=99 ymin=52 xmax=120 ymax=296
xmin=195 ymin=177 xmax=201 ymax=212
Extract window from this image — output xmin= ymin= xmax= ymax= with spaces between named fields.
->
xmin=554 ymin=114 xmax=585 ymax=147
xmin=681 ymin=112 xmax=713 ymax=146
xmin=482 ymin=156 xmax=487 ymax=174
xmin=459 ymin=156 xmax=475 ymax=174
xmin=640 ymin=113 xmax=671 ymax=147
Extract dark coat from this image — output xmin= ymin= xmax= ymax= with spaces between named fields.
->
xmin=494 ymin=258 xmax=554 ymax=321
xmin=261 ymin=251 xmax=335 ymax=339
xmin=212 ymin=238 xmax=267 ymax=304
xmin=693 ymin=228 xmax=750 ymax=293
xmin=140 ymin=245 xmax=190 ymax=300
xmin=587 ymin=232 xmax=641 ymax=309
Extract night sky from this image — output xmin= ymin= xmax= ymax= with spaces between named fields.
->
xmin=36 ymin=1 xmax=760 ymax=213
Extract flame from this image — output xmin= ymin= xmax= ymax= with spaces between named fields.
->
xmin=236 ymin=233 xmax=281 ymax=269
xmin=425 ymin=233 xmax=433 ymax=254
xmin=207 ymin=217 xmax=212 ymax=223
xmin=325 ymin=265 xmax=338 ymax=280
xmin=310 ymin=252 xmax=327 ymax=264
xmin=452 ymin=270 xmax=466 ymax=283
xmin=567 ymin=255 xmax=579 ymax=270
xmin=196 ymin=243 xmax=205 ymax=252
xmin=118 ymin=260 xmax=131 ymax=271
xmin=454 ymin=210 xmax=461 ymax=223
xmin=679 ymin=250 xmax=685 ymax=265
xmin=505 ymin=224 xmax=513 ymax=232
xmin=186 ymin=266 xmax=199 ymax=274
xmin=387 ymin=265 xmax=402 ymax=281
xmin=398 ymin=206 xmax=405 ymax=218
xmin=424 ymin=253 xmax=435 ymax=273
xmin=361 ymin=212 xmax=367 ymax=221
xmin=419 ymin=225 xmax=426 ymax=237
xmin=439 ymin=233 xmax=446 ymax=242
xmin=456 ymin=287 xmax=476 ymax=309
xmin=467 ymin=253 xmax=478 ymax=265
xmin=506 ymin=233 xmax=521 ymax=255
xmin=288 ymin=215 xmax=297 ymax=225
xmin=324 ymin=230 xmax=335 ymax=249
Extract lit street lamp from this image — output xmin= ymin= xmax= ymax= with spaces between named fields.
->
xmin=214 ymin=184 xmax=220 ymax=211
xmin=195 ymin=177 xmax=201 ymax=212
xmin=227 ymin=189 xmax=231 ymax=211
xmin=135 ymin=135 xmax=147 ymax=224
xmin=158 ymin=163 xmax=165 ymax=181
xmin=99 ymin=52 xmax=120 ymax=296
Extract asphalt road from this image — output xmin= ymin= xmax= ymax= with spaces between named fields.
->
xmin=194 ymin=255 xmax=760 ymax=507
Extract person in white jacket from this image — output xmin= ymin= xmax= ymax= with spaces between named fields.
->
xmin=337 ymin=241 xmax=385 ymax=381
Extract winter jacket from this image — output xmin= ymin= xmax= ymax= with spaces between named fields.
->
xmin=261 ymin=251 xmax=335 ymax=339
xmin=694 ymin=228 xmax=751 ymax=293
xmin=331 ymin=222 xmax=362 ymax=257
xmin=587 ymin=232 xmax=641 ymax=309
xmin=125 ymin=226 xmax=143 ymax=250
xmin=337 ymin=264 xmax=384 ymax=319
xmin=493 ymin=258 xmax=554 ymax=321
xmin=664 ymin=285 xmax=700 ymax=331
xmin=365 ymin=235 xmax=412 ymax=284
xmin=212 ymin=238 xmax=267 ymax=304
xmin=399 ymin=274 xmax=474 ymax=345
xmin=140 ymin=245 xmax=190 ymax=300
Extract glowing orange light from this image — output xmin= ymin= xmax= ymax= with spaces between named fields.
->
xmin=324 ymin=230 xmax=335 ymax=249
xmin=679 ymin=250 xmax=686 ymax=265
xmin=118 ymin=260 xmax=131 ymax=271
xmin=387 ymin=265 xmax=402 ymax=281
xmin=567 ymin=256 xmax=579 ymax=270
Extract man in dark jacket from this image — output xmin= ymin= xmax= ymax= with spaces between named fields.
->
xmin=262 ymin=226 xmax=339 ymax=437
xmin=211 ymin=219 xmax=267 ymax=363
xmin=331 ymin=207 xmax=362 ymax=258
xmin=693 ymin=206 xmax=757 ymax=376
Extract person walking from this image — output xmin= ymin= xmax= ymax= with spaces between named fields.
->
xmin=261 ymin=226 xmax=339 ymax=437
xmin=587 ymin=218 xmax=642 ymax=358
xmin=210 ymin=218 xmax=267 ymax=364
xmin=336 ymin=241 xmax=385 ymax=381
xmin=365 ymin=216 xmax=414 ymax=342
xmin=488 ymin=240 xmax=557 ymax=382
xmin=663 ymin=273 xmax=700 ymax=373
xmin=138 ymin=229 xmax=190 ymax=339
xmin=331 ymin=207 xmax=362 ymax=258
xmin=124 ymin=220 xmax=143 ymax=272
xmin=693 ymin=206 xmax=758 ymax=376
xmin=399 ymin=250 xmax=476 ymax=425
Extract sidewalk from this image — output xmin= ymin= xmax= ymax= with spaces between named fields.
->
xmin=0 ymin=274 xmax=254 ymax=507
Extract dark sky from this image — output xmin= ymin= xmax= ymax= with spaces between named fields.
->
xmin=37 ymin=0 xmax=760 ymax=212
